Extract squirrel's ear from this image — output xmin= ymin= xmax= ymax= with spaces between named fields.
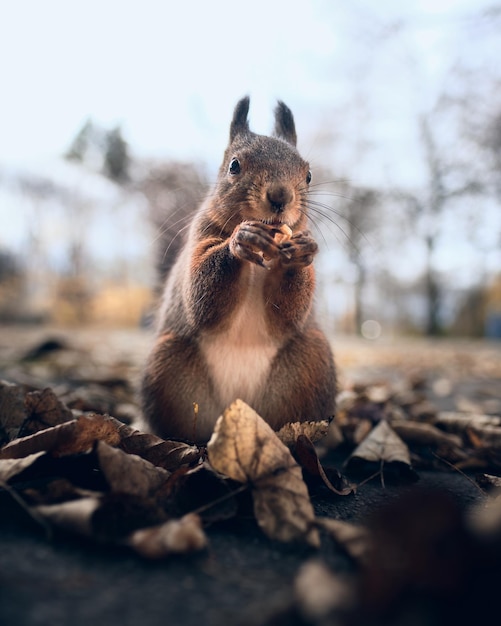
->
xmin=274 ymin=101 xmax=297 ymax=146
xmin=229 ymin=96 xmax=250 ymax=143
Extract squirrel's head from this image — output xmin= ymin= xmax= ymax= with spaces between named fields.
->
xmin=214 ymin=97 xmax=312 ymax=233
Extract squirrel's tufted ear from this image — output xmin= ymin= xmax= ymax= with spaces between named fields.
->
xmin=229 ymin=96 xmax=250 ymax=143
xmin=274 ymin=101 xmax=297 ymax=146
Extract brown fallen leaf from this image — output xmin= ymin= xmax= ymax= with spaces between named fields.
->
xmin=207 ymin=399 xmax=319 ymax=547
xmin=95 ymin=441 xmax=169 ymax=497
xmin=276 ymin=420 xmax=329 ymax=448
xmin=22 ymin=387 xmax=74 ymax=436
xmin=21 ymin=478 xmax=101 ymax=505
xmin=0 ymin=451 xmax=46 ymax=483
xmin=160 ymin=462 xmax=239 ymax=522
xmin=346 ymin=420 xmax=418 ymax=482
xmin=35 ymin=493 xmax=168 ymax=540
xmin=127 ymin=513 xmax=208 ymax=559
xmin=349 ymin=420 xmax=411 ymax=464
xmin=0 ymin=413 xmax=122 ymax=459
xmin=435 ymin=412 xmax=501 ymax=433
xmin=294 ymin=559 xmax=355 ymax=621
xmin=0 ymin=380 xmax=29 ymax=445
xmin=294 ymin=434 xmax=354 ymax=496
xmin=36 ymin=496 xmax=101 ymax=536
xmin=391 ymin=420 xmax=463 ymax=449
xmin=116 ymin=426 xmax=202 ymax=471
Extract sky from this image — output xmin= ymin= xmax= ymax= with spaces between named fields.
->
xmin=0 ymin=0 xmax=500 ymax=308
xmin=0 ymin=0 xmax=498 ymax=180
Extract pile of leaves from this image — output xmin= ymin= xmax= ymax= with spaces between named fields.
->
xmin=2 ymin=334 xmax=501 ymax=624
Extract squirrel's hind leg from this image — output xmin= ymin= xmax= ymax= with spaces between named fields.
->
xmin=256 ymin=328 xmax=336 ymax=429
xmin=140 ymin=333 xmax=216 ymax=443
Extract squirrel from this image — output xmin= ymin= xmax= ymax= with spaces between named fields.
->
xmin=140 ymin=96 xmax=336 ymax=443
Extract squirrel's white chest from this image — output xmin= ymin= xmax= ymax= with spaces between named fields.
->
xmin=199 ymin=266 xmax=278 ymax=410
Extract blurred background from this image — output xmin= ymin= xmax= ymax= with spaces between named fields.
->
xmin=1 ymin=0 xmax=500 ymax=339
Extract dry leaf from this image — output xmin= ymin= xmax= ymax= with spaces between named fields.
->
xmin=346 ymin=420 xmax=418 ymax=482
xmin=0 ymin=413 xmax=122 ymax=459
xmin=36 ymin=496 xmax=101 ymax=536
xmin=0 ymin=381 xmax=29 ymax=444
xmin=0 ymin=451 xmax=46 ymax=483
xmin=95 ymin=441 xmax=170 ymax=496
xmin=349 ymin=420 xmax=411 ymax=465
xmin=294 ymin=559 xmax=355 ymax=621
xmin=207 ymin=399 xmax=319 ymax=547
xmin=23 ymin=387 xmax=74 ymax=435
xmin=161 ymin=462 xmax=238 ymax=523
xmin=276 ymin=420 xmax=329 ymax=448
xmin=391 ymin=420 xmax=463 ymax=449
xmin=22 ymin=478 xmax=100 ymax=505
xmin=295 ymin=434 xmax=354 ymax=496
xmin=117 ymin=427 xmax=201 ymax=471
xmin=435 ymin=412 xmax=501 ymax=433
xmin=127 ymin=513 xmax=208 ymax=559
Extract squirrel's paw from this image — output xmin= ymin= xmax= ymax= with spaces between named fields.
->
xmin=230 ymin=221 xmax=280 ymax=267
xmin=278 ymin=231 xmax=318 ymax=267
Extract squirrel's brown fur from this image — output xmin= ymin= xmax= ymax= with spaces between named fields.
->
xmin=141 ymin=97 xmax=336 ymax=443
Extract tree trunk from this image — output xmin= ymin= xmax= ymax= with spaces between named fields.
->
xmin=424 ymin=235 xmax=442 ymax=336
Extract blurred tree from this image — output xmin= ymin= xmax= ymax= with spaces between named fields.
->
xmin=65 ymin=119 xmax=98 ymax=162
xmin=103 ymin=126 xmax=130 ymax=183
xmin=309 ymin=172 xmax=383 ymax=335
xmin=140 ymin=161 xmax=208 ymax=289
xmin=394 ymin=113 xmax=482 ymax=336
xmin=65 ymin=120 xmax=130 ymax=182
xmin=0 ymin=249 xmax=25 ymax=321
xmin=342 ymin=187 xmax=381 ymax=334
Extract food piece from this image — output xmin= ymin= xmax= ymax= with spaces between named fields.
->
xmin=274 ymin=223 xmax=293 ymax=243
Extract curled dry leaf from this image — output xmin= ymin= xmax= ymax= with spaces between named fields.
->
xmin=207 ymin=399 xmax=319 ymax=547
xmin=95 ymin=441 xmax=169 ymax=497
xmin=295 ymin=434 xmax=354 ymax=496
xmin=116 ymin=425 xmax=201 ymax=471
xmin=276 ymin=420 xmax=329 ymax=448
xmin=0 ymin=413 xmax=122 ymax=460
xmin=127 ymin=513 xmax=208 ymax=559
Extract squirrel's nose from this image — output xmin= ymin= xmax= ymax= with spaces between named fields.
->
xmin=266 ymin=185 xmax=293 ymax=213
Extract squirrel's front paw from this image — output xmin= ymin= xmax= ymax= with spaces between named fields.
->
xmin=229 ymin=221 xmax=280 ymax=267
xmin=279 ymin=231 xmax=318 ymax=267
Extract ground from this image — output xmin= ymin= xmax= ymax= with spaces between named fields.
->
xmin=0 ymin=326 xmax=500 ymax=626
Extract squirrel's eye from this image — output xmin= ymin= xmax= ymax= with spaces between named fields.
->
xmin=306 ymin=170 xmax=312 ymax=185
xmin=229 ymin=158 xmax=241 ymax=175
